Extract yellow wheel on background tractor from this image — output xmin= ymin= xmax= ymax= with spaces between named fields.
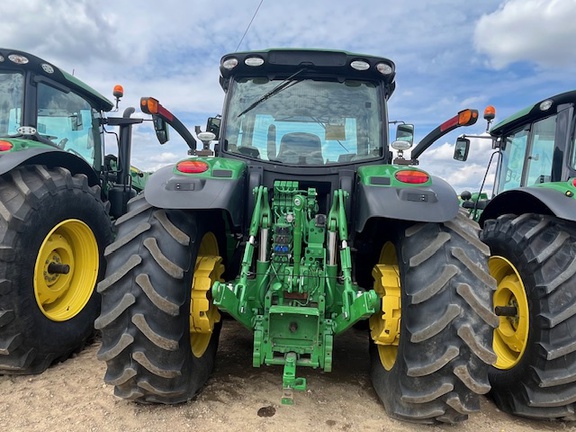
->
xmin=33 ymin=219 xmax=99 ymax=322
xmin=189 ymin=232 xmax=224 ymax=358
xmin=489 ymin=255 xmax=529 ymax=370
xmin=369 ymin=241 xmax=401 ymax=370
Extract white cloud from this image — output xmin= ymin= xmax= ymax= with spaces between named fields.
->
xmin=474 ymin=0 xmax=576 ymax=69
xmin=2 ymin=0 xmax=574 ymax=194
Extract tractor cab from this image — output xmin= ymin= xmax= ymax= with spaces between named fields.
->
xmin=0 ymin=49 xmax=113 ymax=172
xmin=208 ymin=50 xmax=403 ymax=219
xmin=455 ymin=90 xmax=576 ymax=224
xmin=215 ymin=50 xmax=398 ymax=166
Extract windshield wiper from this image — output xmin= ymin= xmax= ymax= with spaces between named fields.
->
xmin=237 ymin=68 xmax=306 ymax=118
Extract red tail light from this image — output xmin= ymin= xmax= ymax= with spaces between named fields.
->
xmin=0 ymin=141 xmax=13 ymax=151
xmin=176 ymin=160 xmax=209 ymax=174
xmin=395 ymin=170 xmax=429 ymax=184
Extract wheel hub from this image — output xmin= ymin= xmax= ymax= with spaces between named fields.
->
xmin=34 ymin=219 xmax=99 ymax=321
xmin=489 ymin=255 xmax=529 ymax=369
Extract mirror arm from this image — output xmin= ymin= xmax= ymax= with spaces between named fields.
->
xmin=411 ymin=109 xmax=478 ymax=160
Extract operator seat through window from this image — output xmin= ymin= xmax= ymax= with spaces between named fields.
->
xmin=278 ymin=132 xmax=323 ymax=164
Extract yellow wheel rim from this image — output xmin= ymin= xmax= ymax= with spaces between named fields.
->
xmin=33 ymin=219 xmax=99 ymax=321
xmin=489 ymin=255 xmax=529 ymax=370
xmin=369 ymin=242 xmax=401 ymax=370
xmin=189 ymin=232 xmax=224 ymax=358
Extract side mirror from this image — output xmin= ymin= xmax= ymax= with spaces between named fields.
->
xmin=206 ymin=117 xmax=221 ymax=139
xmin=395 ymin=123 xmax=414 ymax=145
xmin=453 ymin=137 xmax=470 ymax=161
xmin=152 ymin=115 xmax=169 ymax=144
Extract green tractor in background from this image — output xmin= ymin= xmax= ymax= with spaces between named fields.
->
xmin=97 ymin=49 xmax=497 ymax=424
xmin=455 ymin=90 xmax=576 ymax=420
xmin=0 ymin=48 xmax=150 ymax=374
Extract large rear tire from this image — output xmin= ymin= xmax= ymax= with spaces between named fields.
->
xmin=0 ymin=165 xmax=113 ymax=374
xmin=481 ymin=213 xmax=576 ymax=420
xmin=368 ymin=213 xmax=498 ymax=424
xmin=96 ymin=195 xmax=225 ymax=403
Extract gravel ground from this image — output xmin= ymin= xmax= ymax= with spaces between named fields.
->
xmin=2 ymin=319 xmax=575 ymax=432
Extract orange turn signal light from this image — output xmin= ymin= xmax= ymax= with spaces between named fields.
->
xmin=395 ymin=170 xmax=429 ymax=184
xmin=176 ymin=160 xmax=209 ymax=174
xmin=458 ymin=109 xmax=479 ymax=126
xmin=140 ymin=97 xmax=159 ymax=115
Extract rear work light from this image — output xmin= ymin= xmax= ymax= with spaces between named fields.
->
xmin=376 ymin=62 xmax=393 ymax=75
xmin=395 ymin=170 xmax=429 ymax=184
xmin=176 ymin=160 xmax=209 ymax=174
xmin=245 ymin=56 xmax=264 ymax=67
xmin=222 ymin=57 xmax=239 ymax=70
xmin=0 ymin=141 xmax=13 ymax=152
xmin=350 ymin=60 xmax=370 ymax=71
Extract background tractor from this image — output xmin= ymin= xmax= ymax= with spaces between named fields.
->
xmin=97 ymin=49 xmax=497 ymax=424
xmin=0 ymin=48 xmax=148 ymax=374
xmin=455 ymin=90 xmax=576 ymax=420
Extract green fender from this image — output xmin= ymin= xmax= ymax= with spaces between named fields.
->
xmin=143 ymin=158 xmax=248 ymax=228
xmin=0 ymin=147 xmax=100 ymax=185
xmin=354 ymin=174 xmax=459 ymax=232
xmin=479 ymin=185 xmax=576 ymax=226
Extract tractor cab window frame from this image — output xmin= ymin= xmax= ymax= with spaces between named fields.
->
xmin=36 ymin=81 xmax=101 ymax=167
xmin=221 ymin=77 xmax=385 ymax=166
xmin=495 ymin=125 xmax=529 ymax=194
xmin=571 ymin=109 xmax=576 ymax=170
xmin=495 ymin=114 xmax=558 ymax=195
xmin=0 ymin=71 xmax=25 ymax=137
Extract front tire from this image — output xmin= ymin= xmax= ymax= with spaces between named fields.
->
xmin=368 ymin=214 xmax=498 ymax=424
xmin=481 ymin=213 xmax=576 ymax=420
xmin=96 ymin=195 xmax=225 ymax=403
xmin=0 ymin=165 xmax=113 ymax=374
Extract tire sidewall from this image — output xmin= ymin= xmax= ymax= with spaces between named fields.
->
xmin=14 ymin=173 xmax=113 ymax=354
xmin=481 ymin=216 xmax=544 ymax=389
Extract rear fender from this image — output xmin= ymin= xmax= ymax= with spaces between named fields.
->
xmin=479 ymin=186 xmax=576 ymax=226
xmin=354 ymin=172 xmax=459 ymax=232
xmin=144 ymin=158 xmax=248 ymax=228
xmin=0 ymin=148 xmax=100 ymax=185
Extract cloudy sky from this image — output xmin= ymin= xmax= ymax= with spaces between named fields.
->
xmin=3 ymin=0 xmax=576 ymax=195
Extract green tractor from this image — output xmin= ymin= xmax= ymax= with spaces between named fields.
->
xmin=455 ymin=90 xmax=576 ymax=420
xmin=0 ymin=48 xmax=149 ymax=374
xmin=97 ymin=49 xmax=497 ymax=424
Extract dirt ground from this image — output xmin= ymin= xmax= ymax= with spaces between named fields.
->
xmin=2 ymin=320 xmax=576 ymax=432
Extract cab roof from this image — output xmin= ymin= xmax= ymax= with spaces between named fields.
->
xmin=490 ymin=89 xmax=576 ymax=137
xmin=219 ymin=48 xmax=396 ymax=97
xmin=0 ymin=48 xmax=114 ymax=112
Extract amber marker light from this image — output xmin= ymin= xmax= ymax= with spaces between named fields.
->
xmin=176 ymin=160 xmax=209 ymax=174
xmin=458 ymin=109 xmax=479 ymax=126
xmin=395 ymin=170 xmax=429 ymax=184
xmin=140 ymin=97 xmax=159 ymax=115
xmin=0 ymin=141 xmax=13 ymax=151
xmin=113 ymin=85 xmax=124 ymax=99
xmin=484 ymin=105 xmax=496 ymax=121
